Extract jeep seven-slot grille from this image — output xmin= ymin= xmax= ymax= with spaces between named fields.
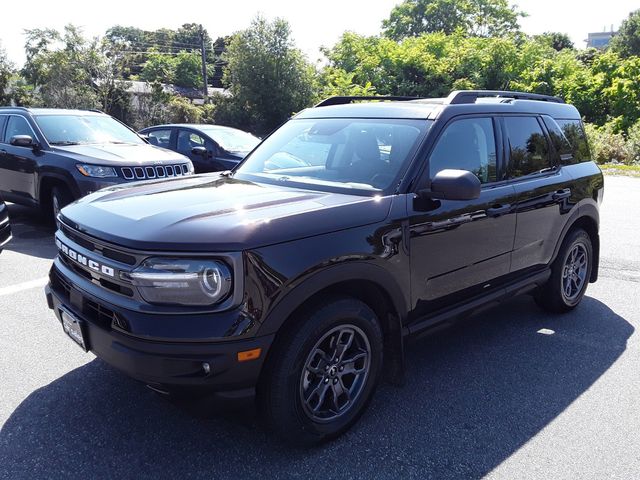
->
xmin=51 ymin=268 xmax=128 ymax=331
xmin=120 ymin=164 xmax=189 ymax=180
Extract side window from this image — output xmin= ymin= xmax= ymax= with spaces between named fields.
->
xmin=429 ymin=117 xmax=497 ymax=184
xmin=4 ymin=116 xmax=35 ymax=144
xmin=542 ymin=116 xmax=575 ymax=165
xmin=146 ymin=129 xmax=172 ymax=148
xmin=177 ymin=130 xmax=206 ymax=155
xmin=0 ymin=116 xmax=7 ymax=141
xmin=555 ymin=119 xmax=591 ymax=163
xmin=504 ymin=116 xmax=550 ymax=178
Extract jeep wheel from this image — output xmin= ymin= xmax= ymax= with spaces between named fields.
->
xmin=51 ymin=186 xmax=73 ymax=226
xmin=535 ymin=228 xmax=593 ymax=313
xmin=258 ymin=296 xmax=383 ymax=445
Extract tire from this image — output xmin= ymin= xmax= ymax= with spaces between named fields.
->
xmin=50 ymin=186 xmax=74 ymax=226
xmin=535 ymin=228 xmax=593 ymax=313
xmin=257 ymin=296 xmax=384 ymax=446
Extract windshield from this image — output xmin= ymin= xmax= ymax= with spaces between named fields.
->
xmin=199 ymin=126 xmax=260 ymax=153
xmin=35 ymin=115 xmax=145 ymax=146
xmin=235 ymin=118 xmax=429 ymax=194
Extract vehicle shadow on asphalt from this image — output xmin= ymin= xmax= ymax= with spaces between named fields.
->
xmin=0 ymin=295 xmax=632 ymax=479
xmin=3 ymin=204 xmax=57 ymax=260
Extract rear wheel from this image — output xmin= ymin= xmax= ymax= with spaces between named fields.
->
xmin=535 ymin=229 xmax=593 ymax=313
xmin=258 ymin=296 xmax=383 ymax=445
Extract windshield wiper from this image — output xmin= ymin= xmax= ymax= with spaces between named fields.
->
xmin=50 ymin=141 xmax=82 ymax=146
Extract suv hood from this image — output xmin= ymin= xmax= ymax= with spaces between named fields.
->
xmin=52 ymin=143 xmax=189 ymax=166
xmin=60 ymin=174 xmax=392 ymax=251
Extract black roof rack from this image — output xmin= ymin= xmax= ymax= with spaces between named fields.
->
xmin=446 ymin=90 xmax=564 ymax=104
xmin=315 ymin=96 xmax=423 ymax=108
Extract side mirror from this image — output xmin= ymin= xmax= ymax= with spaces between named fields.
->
xmin=191 ymin=146 xmax=208 ymax=156
xmin=421 ymin=169 xmax=481 ymax=201
xmin=10 ymin=135 xmax=36 ymax=148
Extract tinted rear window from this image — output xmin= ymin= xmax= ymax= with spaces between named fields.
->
xmin=555 ymin=119 xmax=591 ymax=163
xmin=504 ymin=116 xmax=551 ymax=178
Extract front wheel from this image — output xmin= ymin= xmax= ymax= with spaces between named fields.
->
xmin=50 ymin=186 xmax=74 ymax=226
xmin=258 ymin=296 xmax=383 ymax=445
xmin=535 ymin=229 xmax=593 ymax=313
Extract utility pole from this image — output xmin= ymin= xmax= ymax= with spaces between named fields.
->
xmin=199 ymin=25 xmax=208 ymax=101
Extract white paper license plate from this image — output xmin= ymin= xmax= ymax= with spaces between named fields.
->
xmin=60 ymin=308 xmax=88 ymax=351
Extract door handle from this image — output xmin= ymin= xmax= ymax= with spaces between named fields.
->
xmin=486 ymin=204 xmax=511 ymax=217
xmin=552 ymin=188 xmax=571 ymax=201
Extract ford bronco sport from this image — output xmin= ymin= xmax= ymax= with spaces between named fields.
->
xmin=45 ymin=90 xmax=603 ymax=444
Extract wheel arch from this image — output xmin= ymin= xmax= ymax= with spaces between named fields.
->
xmin=257 ymin=262 xmax=409 ymax=383
xmin=551 ymin=204 xmax=600 ymax=283
xmin=38 ymin=174 xmax=77 ymax=211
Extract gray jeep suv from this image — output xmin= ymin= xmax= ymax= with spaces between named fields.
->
xmin=0 ymin=108 xmax=193 ymax=222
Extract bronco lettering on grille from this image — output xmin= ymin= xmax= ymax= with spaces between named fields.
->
xmin=55 ymin=238 xmax=115 ymax=277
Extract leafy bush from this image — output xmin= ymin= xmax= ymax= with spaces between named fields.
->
xmin=584 ymin=123 xmax=633 ymax=164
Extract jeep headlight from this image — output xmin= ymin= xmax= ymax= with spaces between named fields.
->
xmin=124 ymin=258 xmax=232 ymax=306
xmin=76 ymin=164 xmax=119 ymax=178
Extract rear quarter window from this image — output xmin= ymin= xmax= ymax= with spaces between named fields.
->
xmin=548 ymin=118 xmax=591 ymax=164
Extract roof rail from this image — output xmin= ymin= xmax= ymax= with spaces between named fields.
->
xmin=0 ymin=106 xmax=29 ymax=111
xmin=315 ymin=96 xmax=423 ymax=108
xmin=446 ymin=90 xmax=564 ymax=104
xmin=88 ymin=109 xmax=105 ymax=113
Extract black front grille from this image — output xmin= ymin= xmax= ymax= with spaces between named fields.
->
xmin=59 ymin=224 xmax=136 ymax=266
xmin=51 ymin=268 xmax=129 ymax=332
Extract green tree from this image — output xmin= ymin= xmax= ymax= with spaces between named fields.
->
xmin=319 ymin=68 xmax=376 ymax=98
xmin=0 ymin=41 xmax=14 ymax=104
xmin=217 ymin=16 xmax=316 ymax=135
xmin=173 ymin=50 xmax=202 ymax=88
xmin=534 ymin=32 xmax=575 ymax=51
xmin=610 ymin=9 xmax=640 ymax=57
xmin=22 ymin=25 xmax=100 ymax=109
xmin=382 ymin=0 xmax=525 ymax=39
xmin=140 ymin=50 xmax=176 ymax=83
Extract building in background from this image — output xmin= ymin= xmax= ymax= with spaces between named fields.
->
xmin=586 ymin=30 xmax=617 ymax=49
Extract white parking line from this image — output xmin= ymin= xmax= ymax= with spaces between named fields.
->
xmin=0 ymin=277 xmax=49 ymax=296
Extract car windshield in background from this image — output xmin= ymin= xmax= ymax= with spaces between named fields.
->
xmin=199 ymin=127 xmax=260 ymax=153
xmin=35 ymin=115 xmax=145 ymax=146
xmin=235 ymin=118 xmax=430 ymax=194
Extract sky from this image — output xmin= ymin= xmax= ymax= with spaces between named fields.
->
xmin=0 ymin=0 xmax=637 ymax=67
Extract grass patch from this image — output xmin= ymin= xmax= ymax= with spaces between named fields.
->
xmin=599 ymin=163 xmax=640 ymax=177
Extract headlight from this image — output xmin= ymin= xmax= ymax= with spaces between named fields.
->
xmin=76 ymin=164 xmax=118 ymax=178
xmin=123 ymin=258 xmax=232 ymax=306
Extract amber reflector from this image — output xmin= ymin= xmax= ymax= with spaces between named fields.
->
xmin=237 ymin=348 xmax=262 ymax=362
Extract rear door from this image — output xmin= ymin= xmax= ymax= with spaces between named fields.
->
xmin=501 ymin=115 xmax=575 ymax=273
xmin=408 ymin=115 xmax=517 ymax=315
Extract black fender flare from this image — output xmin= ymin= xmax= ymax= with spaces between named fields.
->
xmin=550 ymin=201 xmax=600 ymax=281
xmin=257 ymin=261 xmax=409 ymax=338
xmin=37 ymin=171 xmax=80 ymax=204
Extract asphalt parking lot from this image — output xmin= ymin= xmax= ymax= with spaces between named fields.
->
xmin=1 ymin=174 xmax=639 ymax=479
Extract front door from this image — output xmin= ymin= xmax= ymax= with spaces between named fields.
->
xmin=0 ymin=115 xmax=40 ymax=205
xmin=408 ymin=116 xmax=517 ymax=317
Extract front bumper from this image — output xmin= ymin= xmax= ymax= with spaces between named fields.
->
xmin=45 ymin=275 xmax=274 ymax=396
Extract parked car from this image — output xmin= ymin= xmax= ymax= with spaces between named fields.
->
xmin=139 ymin=124 xmax=260 ymax=173
xmin=0 ymin=197 xmax=10 ymax=253
xmin=0 ymin=107 xmax=193 ymax=222
xmin=46 ymin=90 xmax=603 ymax=445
